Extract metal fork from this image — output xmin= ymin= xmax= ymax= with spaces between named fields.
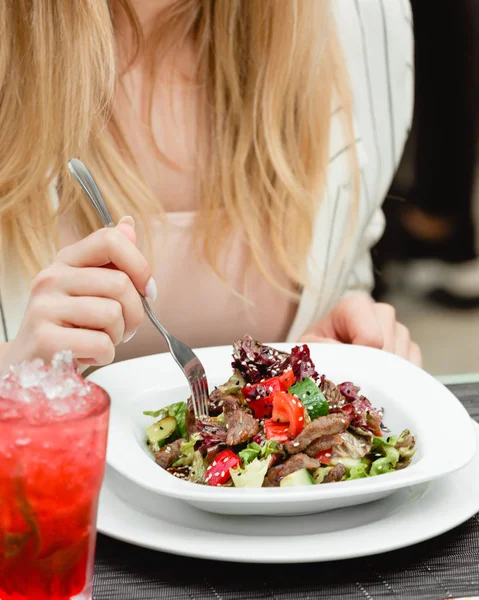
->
xmin=67 ymin=158 xmax=209 ymax=418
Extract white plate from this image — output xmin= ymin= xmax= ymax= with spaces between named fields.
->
xmin=88 ymin=343 xmax=477 ymax=516
xmin=97 ymin=422 xmax=479 ymax=563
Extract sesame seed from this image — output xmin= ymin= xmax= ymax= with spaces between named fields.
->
xmin=166 ymin=447 xmax=171 ymax=453
xmin=205 ymin=475 xmax=211 ymax=482
xmin=298 ymin=417 xmax=303 ymax=421
xmin=256 ymin=395 xmax=261 ymax=400
xmin=223 ymin=457 xmax=229 ymax=463
xmin=226 ymin=424 xmax=229 ymax=429
xmin=291 ymin=399 xmax=297 ymax=405
xmin=298 ymin=360 xmax=302 ymax=365
xmin=293 ymin=442 xmax=300 ymax=447
xmin=221 ymin=471 xmax=225 ymax=477
xmin=217 ymin=483 xmax=222 ymax=487
xmin=212 ymin=461 xmax=217 ymax=466
xmin=325 ymin=453 xmax=331 ymax=457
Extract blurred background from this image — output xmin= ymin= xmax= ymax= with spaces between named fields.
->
xmin=372 ymin=0 xmax=479 ymax=376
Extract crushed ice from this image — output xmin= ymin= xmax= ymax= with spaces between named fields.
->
xmin=7 ymin=350 xmax=90 ymax=401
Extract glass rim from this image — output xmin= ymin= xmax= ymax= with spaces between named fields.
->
xmin=0 ymin=385 xmax=111 ymax=428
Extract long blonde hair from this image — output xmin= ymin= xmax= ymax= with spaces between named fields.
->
xmin=0 ymin=0 xmax=357 ymax=295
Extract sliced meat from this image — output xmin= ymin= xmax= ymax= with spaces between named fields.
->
xmin=331 ymin=431 xmax=372 ymax=459
xmin=207 ymin=389 xmax=227 ymax=416
xmin=284 ymin=414 xmax=350 ymax=455
xmin=304 ymin=435 xmax=339 ymax=458
xmin=263 ymin=454 xmax=320 ymax=487
xmin=320 ymin=379 xmax=345 ymax=409
xmin=167 ymin=466 xmax=190 ymax=481
xmin=154 ymin=438 xmax=184 ymax=469
xmin=223 ymin=396 xmax=259 ymax=446
xmin=327 ymin=463 xmax=346 ymax=482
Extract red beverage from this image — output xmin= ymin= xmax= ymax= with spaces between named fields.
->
xmin=0 ymin=353 xmax=110 ymax=600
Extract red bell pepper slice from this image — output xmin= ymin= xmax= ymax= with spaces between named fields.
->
xmin=264 ymin=419 xmax=290 ymax=443
xmin=242 ymin=370 xmax=295 ymax=419
xmin=272 ymin=392 xmax=306 ymax=438
xmin=315 ymin=448 xmax=333 ymax=465
xmin=246 ymin=397 xmax=274 ymax=420
xmin=242 ymin=370 xmax=295 ymax=402
xmin=278 ymin=369 xmax=295 ymax=390
xmin=204 ymin=449 xmax=241 ymax=486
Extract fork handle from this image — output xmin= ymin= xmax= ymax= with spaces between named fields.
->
xmin=68 ymin=159 xmax=115 ymax=228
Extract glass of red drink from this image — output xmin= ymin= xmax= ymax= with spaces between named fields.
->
xmin=0 ymin=352 xmax=110 ymax=600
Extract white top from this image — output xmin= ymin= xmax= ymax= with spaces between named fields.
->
xmin=0 ymin=0 xmax=414 ymax=349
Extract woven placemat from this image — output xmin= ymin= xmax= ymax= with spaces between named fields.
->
xmin=93 ymin=383 xmax=479 ymax=600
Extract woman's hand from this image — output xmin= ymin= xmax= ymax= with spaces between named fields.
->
xmin=2 ymin=218 xmax=156 ymax=371
xmin=300 ymin=294 xmax=422 ymax=366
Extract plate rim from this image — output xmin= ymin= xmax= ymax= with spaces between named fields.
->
xmin=89 ymin=343 xmax=477 ymax=508
xmin=96 ymin=422 xmax=479 ymax=563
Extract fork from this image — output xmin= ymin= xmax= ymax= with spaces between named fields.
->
xmin=67 ymin=158 xmax=209 ymax=418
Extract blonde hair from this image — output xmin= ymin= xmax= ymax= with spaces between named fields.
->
xmin=0 ymin=0 xmax=358 ymax=295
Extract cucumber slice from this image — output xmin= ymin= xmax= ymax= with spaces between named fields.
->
xmin=145 ymin=416 xmax=176 ymax=451
xmin=280 ymin=468 xmax=314 ymax=487
xmin=288 ymin=378 xmax=329 ymax=419
xmin=313 ymin=466 xmax=333 ymax=484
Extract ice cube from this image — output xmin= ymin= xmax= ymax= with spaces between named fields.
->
xmin=10 ymin=358 xmax=45 ymax=392
xmin=0 ymin=351 xmax=105 ymax=424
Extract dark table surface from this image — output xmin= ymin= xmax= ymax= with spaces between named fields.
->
xmin=93 ymin=383 xmax=479 ymax=600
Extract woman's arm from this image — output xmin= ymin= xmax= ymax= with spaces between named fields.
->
xmin=301 ymin=207 xmax=422 ymax=366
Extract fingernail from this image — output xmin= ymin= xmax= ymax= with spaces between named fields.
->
xmin=118 ymin=216 xmax=135 ymax=229
xmin=145 ymin=277 xmax=157 ymax=301
xmin=123 ymin=329 xmax=138 ymax=344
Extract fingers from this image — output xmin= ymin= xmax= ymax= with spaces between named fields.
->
xmin=300 ymin=294 xmax=423 ymax=367
xmin=409 ymin=342 xmax=423 ymax=368
xmin=29 ymin=323 xmax=115 ymax=366
xmin=299 ymin=334 xmax=341 ymax=344
xmin=55 ymin=226 xmax=156 ymax=300
xmin=332 ymin=295 xmax=384 ymax=348
xmin=30 ymin=264 xmax=144 ymax=341
xmin=373 ymin=303 xmax=397 ymax=352
xmin=394 ymin=322 xmax=411 ymax=361
xmin=46 ymin=297 xmax=126 ymax=346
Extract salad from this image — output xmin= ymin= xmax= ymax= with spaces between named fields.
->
xmin=144 ymin=336 xmax=416 ymax=488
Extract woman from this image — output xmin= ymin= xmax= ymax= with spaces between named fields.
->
xmin=0 ymin=0 xmax=420 ymax=372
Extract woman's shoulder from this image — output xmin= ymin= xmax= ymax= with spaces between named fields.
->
xmin=333 ymin=0 xmax=414 ymax=201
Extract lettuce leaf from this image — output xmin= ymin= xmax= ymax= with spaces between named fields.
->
xmin=239 ymin=442 xmax=262 ymax=465
xmin=239 ymin=439 xmax=280 ymax=466
xmin=189 ymin=451 xmax=207 ymax=483
xmin=231 ymin=457 xmax=272 ymax=488
xmin=173 ymin=434 xmax=202 ymax=467
xmin=346 ymin=459 xmax=370 ymax=480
